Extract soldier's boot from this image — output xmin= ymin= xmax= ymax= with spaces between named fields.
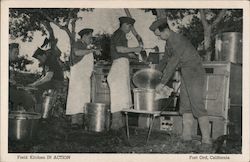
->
xmin=198 ymin=116 xmax=212 ymax=144
xmin=198 ymin=116 xmax=213 ymax=153
xmin=71 ymin=113 xmax=83 ymax=129
xmin=182 ymin=113 xmax=194 ymax=141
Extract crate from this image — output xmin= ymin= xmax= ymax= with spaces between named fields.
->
xmin=92 ymin=64 xmax=149 ymax=105
xmin=203 ymin=74 xmax=229 ymax=117
xmin=202 ymin=61 xmax=242 ymax=119
xmin=138 ymin=115 xmax=183 ymax=134
xmin=92 ymin=74 xmax=110 ymax=93
xmin=91 ymin=73 xmax=110 ymax=104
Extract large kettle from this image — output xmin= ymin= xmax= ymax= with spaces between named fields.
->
xmin=132 ymin=68 xmax=162 ymax=89
xmin=9 ymin=111 xmax=41 ymax=142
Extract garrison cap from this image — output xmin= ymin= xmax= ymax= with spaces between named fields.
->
xmin=149 ymin=18 xmax=168 ymax=32
xmin=78 ymin=28 xmax=94 ymax=37
xmin=119 ymin=16 xmax=135 ymax=25
xmin=32 ymin=48 xmax=46 ymax=59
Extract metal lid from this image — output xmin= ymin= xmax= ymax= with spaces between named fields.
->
xmin=9 ymin=111 xmax=41 ymax=120
xmin=132 ymin=68 xmax=162 ymax=89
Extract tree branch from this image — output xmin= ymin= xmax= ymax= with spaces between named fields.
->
xmin=124 ymin=8 xmax=144 ymax=46
xmin=39 ymin=10 xmax=73 ymax=40
xmin=211 ymin=9 xmax=227 ymax=28
xmin=65 ymin=9 xmax=74 ymax=28
xmin=70 ymin=18 xmax=77 ymax=41
xmin=199 ymin=9 xmax=209 ymax=27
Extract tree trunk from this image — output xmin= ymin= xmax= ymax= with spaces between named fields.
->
xmin=199 ymin=9 xmax=226 ymax=61
xmin=203 ymin=25 xmax=212 ymax=61
xmin=42 ymin=21 xmax=57 ymax=48
xmin=68 ymin=19 xmax=77 ymax=66
xmin=124 ymin=9 xmax=144 ymax=46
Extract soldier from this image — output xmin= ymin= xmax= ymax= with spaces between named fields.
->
xmin=107 ymin=17 xmax=142 ymax=130
xmin=66 ymin=28 xmax=101 ymax=129
xmin=149 ymin=18 xmax=212 ymax=147
xmin=9 ymin=43 xmax=36 ymax=111
xmin=28 ymin=47 xmax=64 ymax=117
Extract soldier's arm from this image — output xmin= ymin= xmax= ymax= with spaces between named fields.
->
xmin=116 ymin=46 xmax=141 ymax=54
xmin=74 ymin=48 xmax=94 ymax=56
xmin=160 ymin=38 xmax=185 ymax=85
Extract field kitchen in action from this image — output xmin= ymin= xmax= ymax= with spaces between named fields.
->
xmin=8 ymin=8 xmax=242 ymax=154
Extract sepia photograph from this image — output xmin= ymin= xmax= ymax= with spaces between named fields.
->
xmin=1 ymin=0 xmax=250 ymax=162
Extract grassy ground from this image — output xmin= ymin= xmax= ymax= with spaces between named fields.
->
xmin=8 ymin=117 xmax=241 ymax=154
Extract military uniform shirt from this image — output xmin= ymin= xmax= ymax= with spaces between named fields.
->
xmin=110 ymin=29 xmax=130 ymax=61
xmin=44 ymin=54 xmax=64 ymax=81
xmin=160 ymin=32 xmax=203 ymax=85
xmin=71 ymin=40 xmax=88 ymax=65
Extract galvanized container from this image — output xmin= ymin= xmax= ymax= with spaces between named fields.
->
xmin=132 ymin=68 xmax=162 ymax=89
xmin=9 ymin=111 xmax=41 ymax=142
xmin=41 ymin=89 xmax=54 ymax=119
xmin=133 ymin=88 xmax=159 ymax=112
xmin=84 ymin=103 xmax=110 ymax=132
xmin=215 ymin=32 xmax=242 ymax=64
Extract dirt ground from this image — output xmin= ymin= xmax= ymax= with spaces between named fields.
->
xmin=8 ymin=117 xmax=242 ymax=154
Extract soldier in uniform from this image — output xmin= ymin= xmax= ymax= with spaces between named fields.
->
xmin=107 ymin=17 xmax=142 ymax=130
xmin=9 ymin=43 xmax=36 ymax=111
xmin=66 ymin=28 xmax=101 ymax=129
xmin=28 ymin=47 xmax=64 ymax=117
xmin=149 ymin=18 xmax=212 ymax=147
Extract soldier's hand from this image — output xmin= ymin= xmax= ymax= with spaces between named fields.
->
xmin=94 ymin=49 xmax=102 ymax=56
xmin=155 ymin=83 xmax=165 ymax=93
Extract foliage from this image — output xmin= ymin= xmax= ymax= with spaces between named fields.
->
xmin=144 ymin=9 xmax=243 ymax=59
xmin=9 ymin=8 xmax=94 ymax=71
xmin=10 ymin=55 xmax=33 ymax=71
xmin=178 ymin=15 xmax=204 ymax=49
xmin=144 ymin=9 xmax=198 ymax=20
xmin=93 ymin=33 xmax=111 ymax=61
xmin=9 ymin=8 xmax=93 ymax=42
xmin=215 ymin=9 xmax=243 ymax=33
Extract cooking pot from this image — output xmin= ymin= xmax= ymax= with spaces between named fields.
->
xmin=132 ymin=68 xmax=162 ymax=89
xmin=84 ymin=103 xmax=110 ymax=132
xmin=9 ymin=111 xmax=41 ymax=142
xmin=133 ymin=88 xmax=159 ymax=112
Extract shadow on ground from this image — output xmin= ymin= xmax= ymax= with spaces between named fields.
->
xmin=8 ymin=117 xmax=242 ymax=154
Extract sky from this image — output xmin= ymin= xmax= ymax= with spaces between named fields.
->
xmin=10 ymin=9 xmax=186 ymax=72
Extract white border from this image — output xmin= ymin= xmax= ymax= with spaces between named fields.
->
xmin=1 ymin=1 xmax=250 ymax=162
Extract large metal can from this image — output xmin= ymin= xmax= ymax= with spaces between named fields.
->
xmin=8 ymin=111 xmax=41 ymax=142
xmin=41 ymin=89 xmax=54 ymax=118
xmin=215 ymin=32 xmax=242 ymax=63
xmin=133 ymin=88 xmax=159 ymax=112
xmin=84 ymin=103 xmax=110 ymax=132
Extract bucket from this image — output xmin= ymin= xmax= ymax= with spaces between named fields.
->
xmin=84 ymin=103 xmax=110 ymax=132
xmin=41 ymin=89 xmax=54 ymax=118
xmin=133 ymin=88 xmax=159 ymax=112
xmin=9 ymin=111 xmax=41 ymax=142
xmin=215 ymin=32 xmax=242 ymax=63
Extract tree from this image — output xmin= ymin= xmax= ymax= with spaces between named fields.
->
xmin=9 ymin=8 xmax=93 ymax=65
xmin=145 ymin=9 xmax=242 ymax=61
xmin=10 ymin=55 xmax=33 ymax=71
xmin=199 ymin=9 xmax=226 ymax=61
xmin=179 ymin=9 xmax=242 ymax=60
